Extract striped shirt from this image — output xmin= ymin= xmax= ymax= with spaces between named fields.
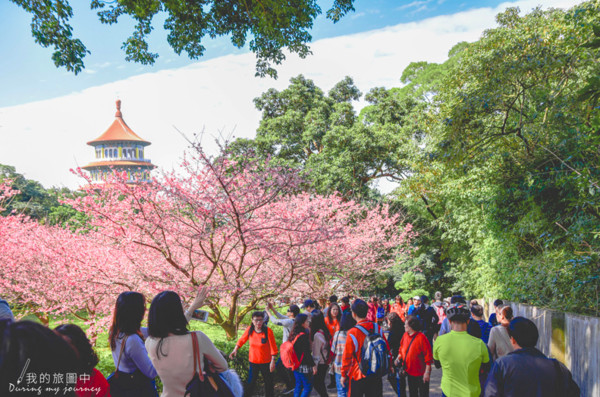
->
xmin=330 ymin=330 xmax=348 ymax=374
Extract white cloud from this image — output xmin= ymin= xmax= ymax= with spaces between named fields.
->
xmin=0 ymin=0 xmax=581 ymax=190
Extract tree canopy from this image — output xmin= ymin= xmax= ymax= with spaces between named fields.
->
xmin=11 ymin=0 xmax=355 ymax=77
xmin=233 ymin=1 xmax=600 ymax=315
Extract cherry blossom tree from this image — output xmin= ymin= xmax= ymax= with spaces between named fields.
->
xmin=69 ymin=144 xmax=414 ymax=337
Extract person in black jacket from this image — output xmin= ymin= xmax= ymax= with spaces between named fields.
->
xmin=288 ymin=314 xmax=316 ymax=397
xmin=483 ymin=317 xmax=580 ymax=397
xmin=386 ymin=312 xmax=406 ymax=396
xmin=415 ymin=295 xmax=439 ymax=345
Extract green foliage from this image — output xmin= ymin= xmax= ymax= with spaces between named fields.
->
xmin=0 ymin=163 xmax=87 ymax=228
xmin=238 ymin=2 xmax=600 ymax=316
xmin=12 ymin=0 xmax=355 ymax=77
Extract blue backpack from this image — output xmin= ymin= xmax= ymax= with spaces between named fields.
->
xmin=376 ymin=306 xmax=385 ymax=319
xmin=354 ymin=323 xmax=390 ymax=377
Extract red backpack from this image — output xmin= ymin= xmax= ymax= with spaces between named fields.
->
xmin=280 ymin=333 xmax=305 ymax=370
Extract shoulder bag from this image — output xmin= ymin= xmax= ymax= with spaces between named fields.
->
xmin=185 ymin=332 xmax=236 ymax=397
xmin=107 ymin=335 xmax=158 ymax=397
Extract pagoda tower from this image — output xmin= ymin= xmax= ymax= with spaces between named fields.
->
xmin=83 ymin=100 xmax=156 ymax=183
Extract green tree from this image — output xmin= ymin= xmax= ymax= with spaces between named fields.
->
xmin=11 ymin=0 xmax=355 ymax=77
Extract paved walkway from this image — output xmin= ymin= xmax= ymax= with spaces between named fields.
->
xmin=382 ymin=367 xmax=442 ymax=396
xmin=301 ymin=367 xmax=443 ymax=396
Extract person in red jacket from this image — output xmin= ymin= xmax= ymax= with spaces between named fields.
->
xmin=395 ymin=315 xmax=433 ymax=397
xmin=367 ymin=296 xmax=379 ymax=323
xmin=230 ymin=311 xmax=278 ymax=397
xmin=340 ymin=299 xmax=391 ymax=397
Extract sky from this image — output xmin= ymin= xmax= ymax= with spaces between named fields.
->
xmin=0 ymin=0 xmax=583 ymax=190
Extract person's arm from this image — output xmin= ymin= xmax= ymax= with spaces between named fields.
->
xmin=268 ymin=328 xmax=278 ymax=372
xmin=312 ymin=332 xmax=325 ymax=365
xmin=266 ymin=301 xmax=287 ymax=319
xmin=197 ymin=331 xmax=229 ymax=373
xmin=127 ymin=335 xmax=158 ymax=378
xmin=480 ymin=340 xmax=491 ymax=372
xmin=482 ymin=361 xmax=502 ymax=397
xmin=340 ymin=330 xmax=357 ymax=386
xmin=423 ymin=334 xmax=434 ymax=382
xmin=487 ymin=328 xmax=497 ymax=360
xmin=432 ymin=338 xmax=441 ymax=369
xmin=184 ymin=286 xmax=209 ymax=322
xmin=229 ymin=327 xmax=249 ymax=359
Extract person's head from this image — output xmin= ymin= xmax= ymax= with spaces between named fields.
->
xmin=287 ymin=304 xmax=300 ymax=318
xmin=470 ymin=304 xmax=484 ymax=319
xmin=387 ymin=312 xmax=403 ymax=330
xmin=450 ymin=295 xmax=466 ymax=304
xmin=434 ymin=291 xmax=442 ymax=301
xmin=288 ymin=313 xmax=310 ymax=341
xmin=421 ymin=295 xmax=429 ymax=305
xmin=339 ymin=312 xmax=357 ymax=332
xmin=395 ymin=296 xmax=404 ymax=305
xmin=405 ymin=315 xmax=422 ymax=333
xmin=248 ymin=311 xmax=267 ymax=334
xmin=498 ymin=305 xmax=514 ymax=326
xmin=0 ymin=320 xmax=79 ymax=395
xmin=446 ymin=303 xmax=470 ymax=324
xmin=340 ymin=296 xmax=350 ymax=306
xmin=303 ymin=299 xmax=316 ymax=312
xmin=493 ymin=299 xmax=504 ymax=309
xmin=309 ymin=311 xmax=330 ymax=341
xmin=109 ymin=291 xmax=146 ymax=349
xmin=507 ymin=317 xmax=538 ymax=349
xmin=351 ymin=299 xmax=369 ymax=320
xmin=406 ymin=298 xmax=413 ymax=306
xmin=329 ymin=295 xmax=338 ymax=304
xmin=328 ymin=302 xmax=341 ymax=322
xmin=413 ymin=296 xmax=422 ymax=306
xmin=148 ymin=290 xmax=188 ymax=339
xmin=55 ymin=323 xmax=99 ymax=374
xmin=371 ymin=296 xmax=378 ymax=304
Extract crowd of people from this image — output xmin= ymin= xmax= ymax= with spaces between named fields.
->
xmin=0 ymin=291 xmax=582 ymax=397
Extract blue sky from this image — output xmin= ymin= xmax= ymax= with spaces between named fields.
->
xmin=0 ymin=0 xmax=511 ymax=108
xmin=0 ymin=0 xmax=581 ymax=189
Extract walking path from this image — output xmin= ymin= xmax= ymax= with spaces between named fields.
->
xmin=382 ymin=367 xmax=442 ymax=396
xmin=302 ymin=367 xmax=443 ymax=396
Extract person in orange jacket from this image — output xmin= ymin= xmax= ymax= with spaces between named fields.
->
xmin=340 ymin=299 xmax=392 ymax=397
xmin=230 ymin=311 xmax=278 ymax=397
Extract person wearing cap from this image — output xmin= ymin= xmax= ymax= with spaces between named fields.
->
xmin=483 ymin=317 xmax=580 ymax=397
xmin=439 ymin=296 xmax=482 ymax=339
xmin=303 ymin=299 xmax=318 ymax=315
xmin=267 ymin=301 xmax=299 ymax=394
xmin=407 ymin=296 xmax=422 ymax=316
xmin=0 ymin=297 xmax=15 ymax=321
xmin=433 ymin=303 xmax=490 ymax=397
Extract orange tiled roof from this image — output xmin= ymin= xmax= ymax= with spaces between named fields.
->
xmin=82 ymin=160 xmax=156 ymax=170
xmin=87 ymin=100 xmax=151 ymax=146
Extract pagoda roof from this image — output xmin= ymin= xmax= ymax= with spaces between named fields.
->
xmin=82 ymin=160 xmax=156 ymax=170
xmin=87 ymin=100 xmax=151 ymax=146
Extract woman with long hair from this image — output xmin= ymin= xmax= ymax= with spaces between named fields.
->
xmin=386 ymin=312 xmax=406 ymax=397
xmin=395 ymin=315 xmax=432 ymax=397
xmin=145 ymin=287 xmax=229 ymax=397
xmin=56 ymin=324 xmax=110 ymax=397
xmin=109 ymin=291 xmax=158 ymax=395
xmin=325 ymin=302 xmax=341 ymax=389
xmin=325 ymin=303 xmax=341 ymax=341
xmin=487 ymin=305 xmax=515 ymax=360
xmin=330 ymin=312 xmax=356 ymax=397
xmin=310 ymin=311 xmax=331 ymax=397
xmin=288 ymin=313 xmax=316 ymax=397
xmin=391 ymin=296 xmax=406 ymax=322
